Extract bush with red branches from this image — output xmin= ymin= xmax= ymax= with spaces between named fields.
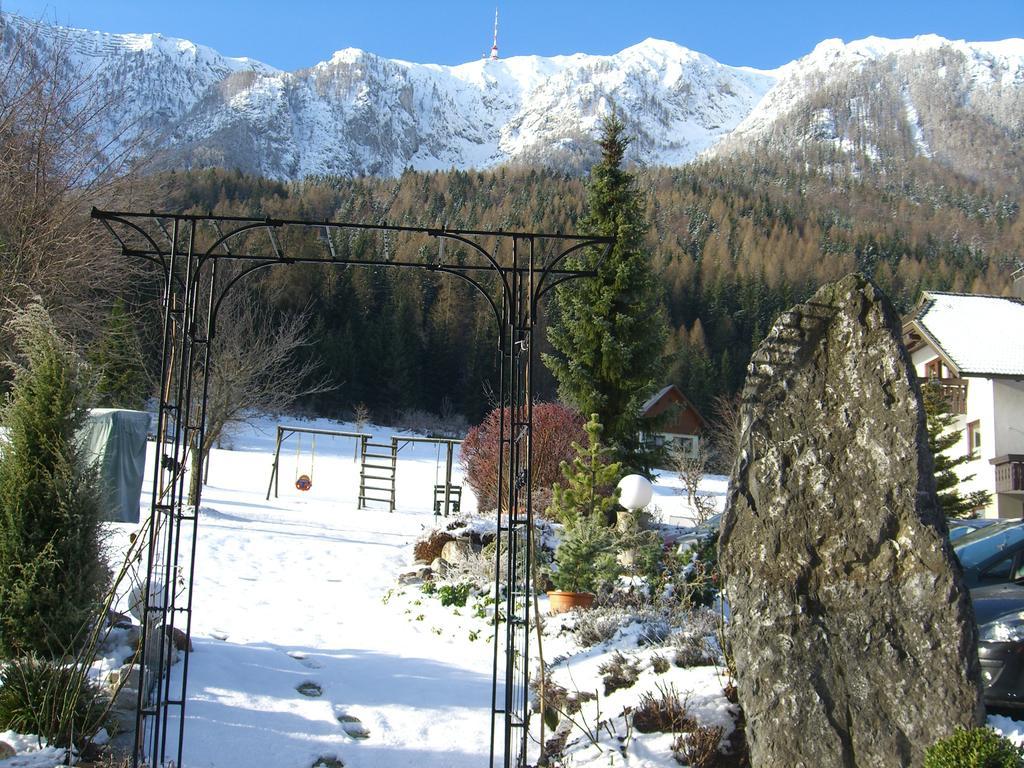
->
xmin=461 ymin=403 xmax=585 ymax=513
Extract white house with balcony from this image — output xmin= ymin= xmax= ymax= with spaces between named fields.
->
xmin=903 ymin=291 xmax=1024 ymax=519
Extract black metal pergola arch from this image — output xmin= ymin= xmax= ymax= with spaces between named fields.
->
xmin=91 ymin=207 xmax=613 ymax=768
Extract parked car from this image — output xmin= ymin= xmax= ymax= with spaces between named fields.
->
xmin=952 ymin=521 xmax=1024 ymax=588
xmin=970 ymin=582 xmax=1024 ymax=710
xmin=948 ymin=518 xmax=999 ymax=542
xmin=951 ymin=524 xmax=1024 ymax=709
xmin=673 ymin=512 xmax=723 ymax=554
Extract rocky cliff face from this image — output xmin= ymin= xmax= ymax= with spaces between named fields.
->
xmin=707 ymin=35 xmax=1024 ymax=186
xmin=2 ymin=13 xmax=1021 ymax=182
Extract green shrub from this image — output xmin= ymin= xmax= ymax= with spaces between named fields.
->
xmin=0 ymin=304 xmax=108 ymax=657
xmin=550 ymin=511 xmax=621 ymax=593
xmin=924 ymin=727 xmax=1024 ymax=768
xmin=438 ymin=582 xmax=472 ymax=607
xmin=0 ymin=654 xmax=110 ymax=748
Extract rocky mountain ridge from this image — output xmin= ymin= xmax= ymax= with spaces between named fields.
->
xmin=2 ymin=13 xmax=1021 ymax=183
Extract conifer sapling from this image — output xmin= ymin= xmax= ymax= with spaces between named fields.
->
xmin=548 ymin=415 xmax=623 ymax=594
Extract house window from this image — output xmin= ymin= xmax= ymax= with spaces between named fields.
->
xmin=925 ymin=358 xmax=942 ymax=380
xmin=671 ymin=435 xmax=699 ymax=458
xmin=967 ymin=421 xmax=982 ymax=458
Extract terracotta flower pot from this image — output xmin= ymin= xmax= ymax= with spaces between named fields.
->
xmin=546 ymin=590 xmax=595 ymax=614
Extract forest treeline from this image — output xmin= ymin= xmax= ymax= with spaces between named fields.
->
xmin=143 ymin=152 xmax=1021 ymax=424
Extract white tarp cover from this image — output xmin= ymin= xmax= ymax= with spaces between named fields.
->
xmin=80 ymin=408 xmax=150 ymax=523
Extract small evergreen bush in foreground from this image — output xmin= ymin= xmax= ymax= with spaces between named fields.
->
xmin=0 ymin=304 xmax=108 ymax=657
xmin=924 ymin=727 xmax=1024 ymax=768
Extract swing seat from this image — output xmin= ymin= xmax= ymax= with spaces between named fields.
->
xmin=295 ymin=474 xmax=313 ymax=492
xmin=433 ymin=484 xmax=461 ymax=515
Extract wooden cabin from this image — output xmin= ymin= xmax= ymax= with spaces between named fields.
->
xmin=638 ymin=384 xmax=707 ymax=458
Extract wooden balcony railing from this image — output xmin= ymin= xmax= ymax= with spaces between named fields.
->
xmin=920 ymin=377 xmax=968 ymax=415
xmin=991 ymin=455 xmax=1024 ymax=494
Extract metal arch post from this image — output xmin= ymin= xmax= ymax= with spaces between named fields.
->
xmin=491 ymin=234 xmax=538 ymax=768
xmin=134 ymin=218 xmax=197 ymax=768
xmin=132 ymin=217 xmax=179 ymax=765
xmin=174 ymin=250 xmax=219 ymax=765
xmin=132 ymin=218 xmax=218 ymax=768
xmin=488 ymin=285 xmax=508 ymax=768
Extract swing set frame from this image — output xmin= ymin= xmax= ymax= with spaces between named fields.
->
xmin=392 ymin=434 xmax=463 ymax=516
xmin=265 ymin=424 xmax=370 ymax=499
xmin=92 ymin=206 xmax=613 ymax=768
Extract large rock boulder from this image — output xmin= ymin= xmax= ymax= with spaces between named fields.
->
xmin=719 ymin=274 xmax=983 ymax=768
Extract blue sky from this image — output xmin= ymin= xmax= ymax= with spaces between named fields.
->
xmin=3 ymin=0 xmax=1021 ymax=70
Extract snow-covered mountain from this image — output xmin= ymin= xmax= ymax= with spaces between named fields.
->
xmin=2 ymin=13 xmax=1021 ymax=182
xmin=707 ymin=34 xmax=1024 ymax=184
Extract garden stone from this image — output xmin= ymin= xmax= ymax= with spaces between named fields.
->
xmin=107 ymin=609 xmax=134 ymax=628
xmin=144 ymin=625 xmax=179 ymax=670
xmin=165 ymin=625 xmax=193 ymax=652
xmin=107 ymin=663 xmax=141 ymax=689
xmin=0 ymin=741 xmax=15 ymax=760
xmin=111 ymin=686 xmax=140 ymax=727
xmin=719 ymin=274 xmax=983 ymax=768
xmin=440 ymin=539 xmax=475 ymax=565
xmin=397 ymin=567 xmax=430 ymax=585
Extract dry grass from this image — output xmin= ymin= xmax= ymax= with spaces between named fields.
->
xmin=597 ymin=651 xmax=641 ymax=696
xmin=412 ymin=530 xmax=455 ymax=563
xmin=651 ymin=653 xmax=670 ymax=674
xmin=632 ymin=683 xmax=695 ymax=734
xmin=673 ymin=724 xmax=724 ymax=767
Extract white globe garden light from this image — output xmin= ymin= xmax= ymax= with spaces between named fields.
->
xmin=617 ymin=474 xmax=653 ymax=511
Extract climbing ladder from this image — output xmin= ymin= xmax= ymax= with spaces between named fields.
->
xmin=358 ymin=435 xmax=397 ymax=511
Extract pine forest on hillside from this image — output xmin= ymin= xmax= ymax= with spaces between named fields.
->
xmin=137 ymin=155 xmax=1022 ymax=423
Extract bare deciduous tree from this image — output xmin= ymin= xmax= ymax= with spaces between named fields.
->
xmin=0 ymin=15 xmax=154 ymax=339
xmin=186 ymin=285 xmax=330 ymax=504
xmin=708 ymin=393 xmax=742 ymax=475
xmin=671 ymin=443 xmax=717 ymax=526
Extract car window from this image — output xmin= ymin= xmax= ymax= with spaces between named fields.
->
xmin=955 ymin=524 xmax=1024 ymax=569
xmin=981 ymin=554 xmax=1014 ymax=582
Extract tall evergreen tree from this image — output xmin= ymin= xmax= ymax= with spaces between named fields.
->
xmin=90 ymin=299 xmax=150 ymax=410
xmin=0 ymin=304 xmax=108 ymax=657
xmin=922 ymin=381 xmax=992 ymax=518
xmin=544 ymin=114 xmax=669 ymax=473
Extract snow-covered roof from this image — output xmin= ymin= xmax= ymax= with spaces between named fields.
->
xmin=908 ymin=292 xmax=1024 ymax=377
xmin=641 ymin=384 xmax=677 ymax=414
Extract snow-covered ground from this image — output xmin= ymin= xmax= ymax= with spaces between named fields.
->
xmin=142 ymin=417 xmax=498 ymax=768
xmin=4 ymin=414 xmax=1021 ymax=766
xmin=115 ymin=415 xmax=732 ymax=768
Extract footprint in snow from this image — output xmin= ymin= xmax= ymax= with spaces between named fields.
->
xmin=296 ymin=681 xmax=323 ymax=697
xmin=287 ymin=649 xmax=322 ymax=669
xmin=333 ymin=706 xmax=370 ymax=740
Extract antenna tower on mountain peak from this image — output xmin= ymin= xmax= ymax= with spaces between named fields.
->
xmin=489 ymin=8 xmax=499 ymax=60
